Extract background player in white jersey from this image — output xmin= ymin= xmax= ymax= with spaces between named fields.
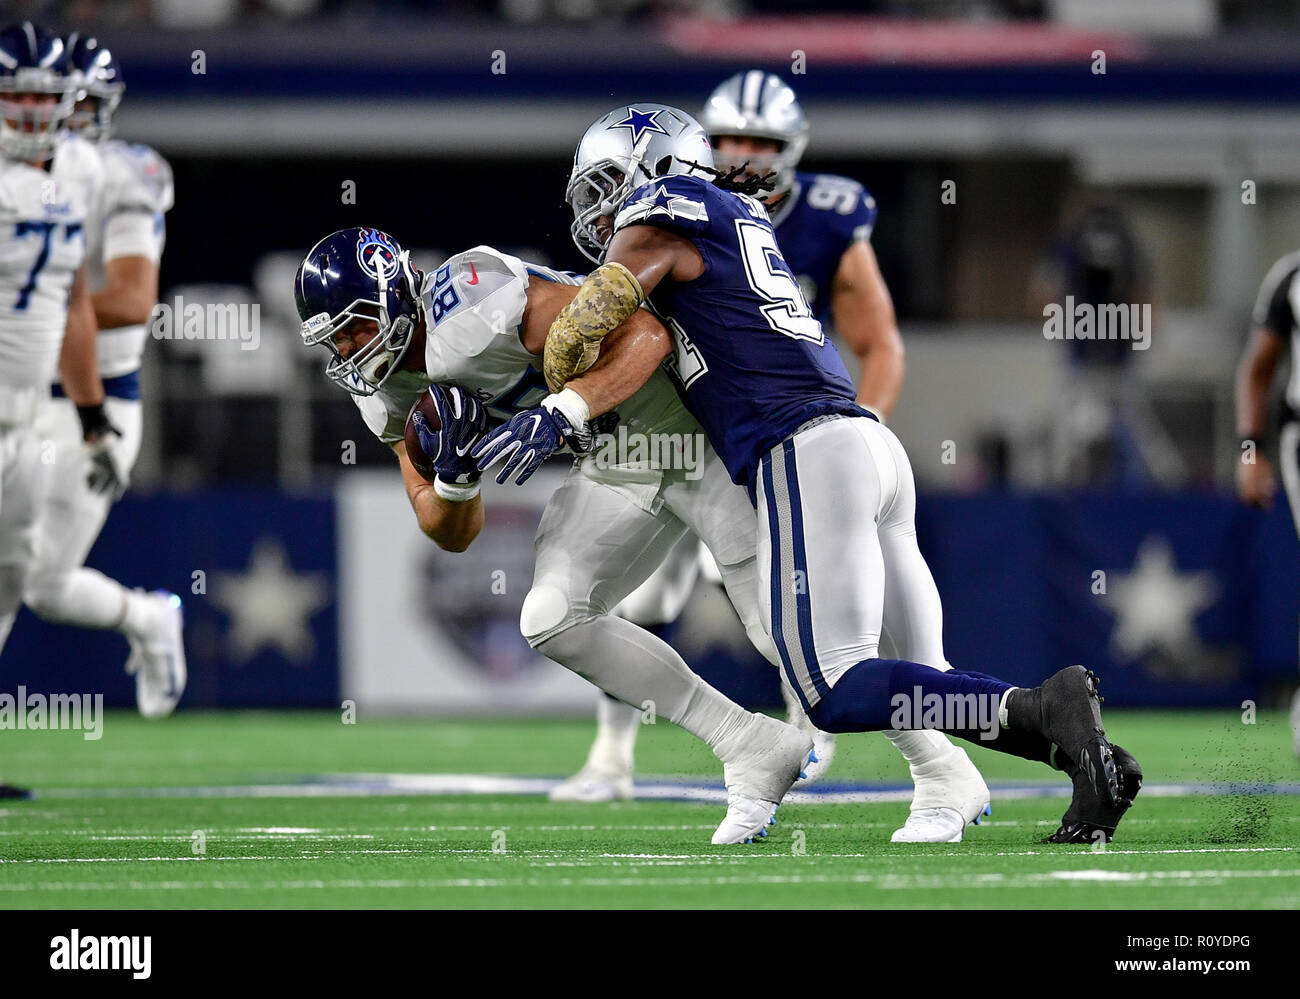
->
xmin=1236 ymin=249 xmax=1300 ymax=753
xmin=552 ymin=74 xmax=986 ymax=845
xmin=0 ymin=22 xmax=124 ymax=797
xmin=294 ymin=227 xmax=814 ymax=845
xmin=19 ymin=34 xmax=184 ymax=720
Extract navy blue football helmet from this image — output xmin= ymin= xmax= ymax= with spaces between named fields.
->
xmin=294 ymin=227 xmax=421 ymax=396
xmin=66 ymin=33 xmax=123 ymax=142
xmin=0 ymin=21 xmax=74 ymax=162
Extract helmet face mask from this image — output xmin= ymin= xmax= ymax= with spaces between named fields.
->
xmin=701 ymin=71 xmax=809 ymax=198
xmin=295 ymin=228 xmax=420 ymax=397
xmin=0 ymin=73 xmax=74 ymax=163
xmin=0 ymin=22 xmax=75 ymax=163
xmin=566 ymin=104 xmax=715 ymax=264
xmin=566 ymin=161 xmax=630 ymax=263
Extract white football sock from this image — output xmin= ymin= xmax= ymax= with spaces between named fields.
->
xmin=584 ymin=695 xmax=641 ymax=775
xmin=30 ymin=568 xmax=135 ymax=631
xmin=119 ymin=585 xmax=162 ymax=643
xmin=537 ymin=616 xmax=760 ymax=764
xmin=883 ymin=729 xmax=956 ymax=768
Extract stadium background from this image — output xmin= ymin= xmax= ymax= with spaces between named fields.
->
xmin=4 ymin=0 xmax=1299 ymax=718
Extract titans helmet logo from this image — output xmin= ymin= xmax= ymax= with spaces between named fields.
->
xmin=356 ymin=227 xmax=400 ymax=280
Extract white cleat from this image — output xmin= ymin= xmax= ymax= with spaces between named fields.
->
xmin=891 ymin=807 xmax=967 ymax=843
xmin=712 ymin=792 xmax=779 ymax=845
xmin=126 ymin=590 xmax=187 ymax=719
xmin=890 ymin=746 xmax=991 ymax=843
xmin=549 ymin=767 xmax=634 ymax=803
xmin=713 ymin=714 xmax=815 ymax=845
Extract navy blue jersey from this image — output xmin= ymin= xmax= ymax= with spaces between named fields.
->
xmin=771 ymin=170 xmax=877 ymax=323
xmin=613 ymin=173 xmax=863 ymax=488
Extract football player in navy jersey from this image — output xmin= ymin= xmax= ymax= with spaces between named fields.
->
xmin=702 ymin=71 xmax=903 ymax=420
xmin=550 ymin=77 xmax=990 ymax=845
xmin=477 ymin=103 xmax=1143 ymax=843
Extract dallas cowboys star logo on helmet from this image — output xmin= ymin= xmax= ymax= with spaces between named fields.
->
xmin=609 ymin=107 xmax=670 ymax=144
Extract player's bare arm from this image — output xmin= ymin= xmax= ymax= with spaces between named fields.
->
xmin=1234 ymin=325 xmax=1285 ymax=508
xmin=57 ymin=265 xmax=107 ymax=415
xmin=567 ymin=315 xmax=672 ymax=416
xmin=542 ymin=224 xmax=701 ymax=392
xmin=92 ymin=254 xmax=159 ymax=329
xmin=832 ymin=240 xmax=904 ymax=419
xmin=391 ymin=437 xmax=484 ymax=552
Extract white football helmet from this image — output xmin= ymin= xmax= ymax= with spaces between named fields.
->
xmin=566 ymin=103 xmax=715 ymax=264
xmin=700 ymin=70 xmax=809 ymax=197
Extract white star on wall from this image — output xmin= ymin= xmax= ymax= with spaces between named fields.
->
xmin=1100 ymin=535 xmax=1218 ymax=663
xmin=210 ymin=536 xmax=331 ymax=666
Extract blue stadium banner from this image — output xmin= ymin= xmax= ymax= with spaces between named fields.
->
xmin=3 ymin=490 xmax=339 ymax=709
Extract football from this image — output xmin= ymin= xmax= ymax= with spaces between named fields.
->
xmin=404 ymin=388 xmax=441 ymax=482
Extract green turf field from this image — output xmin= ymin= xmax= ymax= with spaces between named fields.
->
xmin=1 ymin=708 xmax=1297 ymax=908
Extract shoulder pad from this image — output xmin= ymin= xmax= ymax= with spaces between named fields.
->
xmin=801 ymin=172 xmax=876 ymax=240
xmin=54 ymin=134 xmax=104 ymax=185
xmin=103 ymin=141 xmax=175 ymax=215
xmin=615 ymin=175 xmax=713 ymax=234
xmin=420 ymin=245 xmax=531 ymax=378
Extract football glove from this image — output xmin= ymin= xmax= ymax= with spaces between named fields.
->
xmin=473 ymin=406 xmax=573 ymax=486
xmin=84 ymin=428 xmax=130 ymax=500
xmin=412 ymin=384 xmax=489 ymax=485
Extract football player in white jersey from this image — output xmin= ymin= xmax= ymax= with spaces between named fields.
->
xmin=19 ymin=34 xmax=184 ymax=720
xmin=294 ymin=227 xmax=815 ymax=845
xmin=552 ymin=73 xmax=988 ymax=845
xmin=0 ymin=22 xmax=124 ymax=797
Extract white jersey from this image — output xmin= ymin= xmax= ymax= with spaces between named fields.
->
xmin=84 ymin=140 xmax=172 ymax=380
xmin=356 ymin=244 xmax=688 ymax=459
xmin=0 ymin=135 xmax=101 ymax=407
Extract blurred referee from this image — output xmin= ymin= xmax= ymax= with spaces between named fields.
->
xmin=1236 ymin=250 xmax=1300 ymax=751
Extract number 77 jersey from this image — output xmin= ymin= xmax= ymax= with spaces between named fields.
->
xmin=613 ymin=173 xmax=863 ymax=490
xmin=0 ymin=135 xmax=101 ymax=390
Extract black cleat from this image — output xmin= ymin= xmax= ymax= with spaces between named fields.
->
xmin=1043 ymin=743 xmax=1143 ymax=844
xmin=0 ymin=783 xmax=32 ymax=800
xmin=1008 ymin=665 xmax=1120 ymax=811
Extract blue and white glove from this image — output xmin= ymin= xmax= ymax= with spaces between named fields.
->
xmin=412 ymin=384 xmax=489 ymax=486
xmin=473 ymin=388 xmax=591 ymax=486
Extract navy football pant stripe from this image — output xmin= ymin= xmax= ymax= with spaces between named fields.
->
xmin=779 ymin=439 xmax=830 ymax=701
xmin=762 ymin=451 xmax=810 ymax=713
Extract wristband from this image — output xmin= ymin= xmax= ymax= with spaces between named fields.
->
xmin=434 ymin=476 xmax=482 ymax=503
xmin=76 ymin=402 xmax=112 ymax=440
xmin=541 ymin=387 xmax=591 ymax=431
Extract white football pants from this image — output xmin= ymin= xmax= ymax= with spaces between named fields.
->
xmin=756 ymin=414 xmax=952 ymax=712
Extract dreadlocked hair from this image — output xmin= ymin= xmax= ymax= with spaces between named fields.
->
xmin=675 ymin=157 xmax=777 ymax=197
